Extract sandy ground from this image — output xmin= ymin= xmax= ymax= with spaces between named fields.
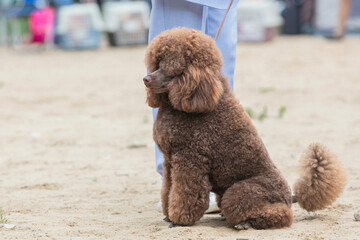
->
xmin=0 ymin=36 xmax=359 ymax=240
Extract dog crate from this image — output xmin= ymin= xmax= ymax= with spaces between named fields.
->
xmin=102 ymin=1 xmax=150 ymax=46
xmin=56 ymin=3 xmax=103 ymax=50
xmin=314 ymin=0 xmax=339 ymax=35
xmin=237 ymin=0 xmax=282 ymax=42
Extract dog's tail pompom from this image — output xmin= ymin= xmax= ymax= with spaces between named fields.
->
xmin=293 ymin=143 xmax=347 ymax=212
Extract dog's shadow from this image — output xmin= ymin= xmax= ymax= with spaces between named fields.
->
xmin=196 ymin=214 xmax=232 ymax=228
xmin=155 ymin=214 xmax=234 ymax=230
xmin=294 ymin=212 xmax=331 ymax=222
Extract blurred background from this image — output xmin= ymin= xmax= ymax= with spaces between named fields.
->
xmin=0 ymin=0 xmax=359 ymax=50
xmin=1 ymin=1 xmax=360 ymax=239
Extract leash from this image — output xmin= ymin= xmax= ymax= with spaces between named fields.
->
xmin=214 ymin=0 xmax=234 ymax=41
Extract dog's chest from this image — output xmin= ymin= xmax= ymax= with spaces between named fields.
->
xmin=153 ymin=117 xmax=169 ymax=153
xmin=153 ymin=108 xmax=201 ymax=155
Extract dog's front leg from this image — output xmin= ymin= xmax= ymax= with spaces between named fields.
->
xmin=167 ymin=153 xmax=211 ymax=226
xmin=161 ymin=160 xmax=172 ymax=218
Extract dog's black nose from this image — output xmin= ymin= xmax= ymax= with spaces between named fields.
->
xmin=143 ymin=75 xmax=151 ymax=84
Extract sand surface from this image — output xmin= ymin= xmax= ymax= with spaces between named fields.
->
xmin=0 ymin=36 xmax=359 ymax=239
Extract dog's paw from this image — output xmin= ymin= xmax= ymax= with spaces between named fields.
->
xmin=219 ymin=212 xmax=226 ymax=221
xmin=234 ymin=222 xmax=251 ymax=230
xmin=163 ymin=217 xmax=171 ymax=222
xmin=168 ymin=222 xmax=177 ymax=228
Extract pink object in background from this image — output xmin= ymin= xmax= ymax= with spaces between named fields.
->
xmin=29 ymin=7 xmax=55 ymax=43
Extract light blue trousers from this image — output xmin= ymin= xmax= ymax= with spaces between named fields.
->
xmin=148 ymin=0 xmax=238 ymax=176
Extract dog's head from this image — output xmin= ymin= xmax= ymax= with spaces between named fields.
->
xmin=144 ymin=28 xmax=225 ymax=113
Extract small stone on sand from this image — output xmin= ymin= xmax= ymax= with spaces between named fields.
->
xmin=354 ymin=209 xmax=360 ymax=221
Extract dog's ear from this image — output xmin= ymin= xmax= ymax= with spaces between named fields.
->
xmin=168 ymin=64 xmax=223 ymax=113
xmin=146 ymin=89 xmax=168 ymax=108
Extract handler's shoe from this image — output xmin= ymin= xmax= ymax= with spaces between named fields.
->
xmin=206 ymin=192 xmax=221 ymax=213
xmin=157 ymin=192 xmax=220 ymax=214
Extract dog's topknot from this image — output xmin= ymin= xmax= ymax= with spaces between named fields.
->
xmin=145 ymin=28 xmax=223 ymax=75
xmin=293 ymin=143 xmax=347 ymax=211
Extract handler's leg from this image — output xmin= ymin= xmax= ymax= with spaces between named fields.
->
xmin=334 ymin=0 xmax=353 ymax=38
xmin=148 ymin=0 xmax=204 ymax=42
xmin=205 ymin=5 xmax=238 ymax=89
xmin=148 ymin=0 xmax=205 ymax=177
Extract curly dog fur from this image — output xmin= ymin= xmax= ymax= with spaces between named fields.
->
xmin=143 ymin=28 xmax=346 ymax=229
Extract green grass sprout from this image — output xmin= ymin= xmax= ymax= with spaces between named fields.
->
xmin=258 ymin=106 xmax=268 ymax=121
xmin=143 ymin=115 xmax=149 ymax=124
xmin=245 ymin=107 xmax=256 ymax=119
xmin=258 ymin=87 xmax=275 ymax=94
xmin=278 ymin=106 xmax=287 ymax=118
xmin=0 ymin=207 xmax=8 ymax=224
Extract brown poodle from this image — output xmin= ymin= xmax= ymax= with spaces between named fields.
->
xmin=143 ymin=28 xmax=347 ymax=230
